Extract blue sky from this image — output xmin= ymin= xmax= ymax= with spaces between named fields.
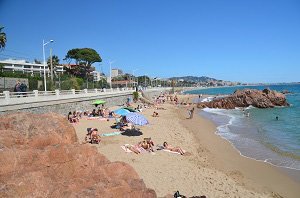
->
xmin=1 ymin=0 xmax=299 ymax=83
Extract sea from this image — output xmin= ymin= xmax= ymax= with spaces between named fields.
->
xmin=186 ymin=84 xmax=300 ymax=171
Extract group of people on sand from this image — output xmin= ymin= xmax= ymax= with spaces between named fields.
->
xmin=67 ymin=111 xmax=82 ymax=123
xmin=67 ymin=104 xmax=121 ymax=124
xmin=84 ymin=104 xmax=115 ymax=118
xmin=125 ymin=138 xmax=186 ymax=155
xmin=71 ymin=91 xmax=187 ymax=155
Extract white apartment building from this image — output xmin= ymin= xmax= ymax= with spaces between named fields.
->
xmin=0 ymin=59 xmax=64 ymax=75
xmin=90 ymin=71 xmax=106 ymax=82
xmin=111 ymin=68 xmax=123 ymax=78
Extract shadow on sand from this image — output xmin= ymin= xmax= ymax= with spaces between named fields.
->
xmin=121 ymin=129 xmax=143 ymax=137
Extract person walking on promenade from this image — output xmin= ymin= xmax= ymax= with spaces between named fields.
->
xmin=20 ymin=81 xmax=27 ymax=96
xmin=14 ymin=80 xmax=21 ymax=97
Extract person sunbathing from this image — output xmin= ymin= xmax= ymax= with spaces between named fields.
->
xmin=120 ymin=122 xmax=133 ymax=131
xmin=125 ymin=144 xmax=141 ymax=154
xmin=139 ymin=138 xmax=154 ymax=152
xmin=68 ymin=112 xmax=77 ymax=123
xmin=73 ymin=111 xmax=80 ymax=122
xmin=85 ymin=128 xmax=100 ymax=144
xmin=118 ymin=117 xmax=134 ymax=131
xmin=163 ymin=142 xmax=185 ymax=155
xmin=152 ymin=111 xmax=159 ymax=117
xmin=90 ymin=128 xmax=101 ymax=144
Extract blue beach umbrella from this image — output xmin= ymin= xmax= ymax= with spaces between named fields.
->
xmin=125 ymin=112 xmax=149 ymax=126
xmin=114 ymin=108 xmax=130 ymax=116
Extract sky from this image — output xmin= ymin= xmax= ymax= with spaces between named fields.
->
xmin=0 ymin=0 xmax=299 ymax=83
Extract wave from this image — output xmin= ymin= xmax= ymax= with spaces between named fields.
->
xmin=200 ymin=108 xmax=300 ymax=171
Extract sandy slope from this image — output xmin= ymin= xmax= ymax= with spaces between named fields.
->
xmin=74 ymin=98 xmax=300 ymax=197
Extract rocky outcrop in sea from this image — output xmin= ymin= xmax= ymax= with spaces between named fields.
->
xmin=0 ymin=113 xmax=156 ymax=197
xmin=197 ymin=88 xmax=289 ymax=109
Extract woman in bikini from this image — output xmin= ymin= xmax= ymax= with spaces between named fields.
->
xmin=163 ymin=141 xmax=185 ymax=155
xmin=125 ymin=144 xmax=141 ymax=154
xmin=139 ymin=139 xmax=154 ymax=152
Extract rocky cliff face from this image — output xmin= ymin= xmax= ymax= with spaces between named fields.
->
xmin=0 ymin=113 xmax=156 ymax=197
xmin=197 ymin=89 xmax=289 ymax=109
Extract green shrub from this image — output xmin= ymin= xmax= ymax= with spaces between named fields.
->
xmin=28 ymin=78 xmax=38 ymax=90
xmin=61 ymin=77 xmax=81 ymax=90
xmin=133 ymin=91 xmax=139 ymax=102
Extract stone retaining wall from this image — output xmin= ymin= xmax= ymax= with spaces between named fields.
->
xmin=2 ymin=94 xmax=132 ymax=115
xmin=0 ymin=77 xmax=29 ymax=91
xmin=1 ymin=89 xmax=169 ymax=115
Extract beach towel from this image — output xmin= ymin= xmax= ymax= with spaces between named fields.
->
xmin=156 ymin=145 xmax=185 ymax=155
xmin=121 ymin=145 xmax=133 ymax=153
xmin=101 ymin=132 xmax=122 ymax=137
xmin=162 ymin=149 xmax=181 ymax=155
xmin=86 ymin=117 xmax=100 ymax=120
xmin=120 ymin=144 xmax=146 ymax=153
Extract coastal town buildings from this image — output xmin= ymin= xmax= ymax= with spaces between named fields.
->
xmin=111 ymin=68 xmax=123 ymax=77
xmin=0 ymin=59 xmax=64 ymax=76
xmin=90 ymin=70 xmax=106 ymax=82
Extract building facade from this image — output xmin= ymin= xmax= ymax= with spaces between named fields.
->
xmin=90 ymin=71 xmax=106 ymax=82
xmin=0 ymin=59 xmax=64 ymax=75
xmin=111 ymin=68 xmax=123 ymax=78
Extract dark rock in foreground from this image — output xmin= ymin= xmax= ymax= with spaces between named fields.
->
xmin=197 ymin=88 xmax=289 ymax=109
xmin=0 ymin=113 xmax=156 ymax=198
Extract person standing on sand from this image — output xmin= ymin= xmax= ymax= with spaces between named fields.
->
xmin=188 ymin=107 xmax=195 ymax=119
xmin=190 ymin=107 xmax=195 ymax=119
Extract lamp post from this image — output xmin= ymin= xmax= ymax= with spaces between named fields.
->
xmin=43 ymin=39 xmax=54 ymax=92
xmin=132 ymin=69 xmax=138 ymax=90
xmin=108 ymin=60 xmax=114 ymax=89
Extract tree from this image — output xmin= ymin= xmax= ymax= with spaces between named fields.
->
xmin=34 ymin=59 xmax=42 ymax=64
xmin=64 ymin=48 xmax=102 ymax=66
xmin=47 ymin=55 xmax=60 ymax=77
xmin=0 ymin=26 xmax=7 ymax=50
xmin=137 ymin=75 xmax=150 ymax=87
xmin=0 ymin=63 xmax=4 ymax=74
xmin=64 ymin=48 xmax=102 ymax=88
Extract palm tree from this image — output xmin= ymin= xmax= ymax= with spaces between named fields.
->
xmin=47 ymin=55 xmax=60 ymax=78
xmin=0 ymin=26 xmax=7 ymax=50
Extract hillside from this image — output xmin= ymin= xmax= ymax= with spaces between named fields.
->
xmin=168 ymin=76 xmax=219 ymax=82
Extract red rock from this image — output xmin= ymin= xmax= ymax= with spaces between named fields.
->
xmin=0 ymin=113 xmax=156 ymax=198
xmin=197 ymin=88 xmax=289 ymax=109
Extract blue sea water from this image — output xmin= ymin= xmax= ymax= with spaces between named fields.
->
xmin=186 ymin=84 xmax=300 ymax=170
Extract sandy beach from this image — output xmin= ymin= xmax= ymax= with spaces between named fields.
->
xmin=74 ymin=95 xmax=300 ymax=197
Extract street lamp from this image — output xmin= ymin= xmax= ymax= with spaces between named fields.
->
xmin=108 ymin=60 xmax=115 ymax=89
xmin=144 ymin=74 xmax=147 ymax=88
xmin=43 ymin=39 xmax=54 ymax=92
